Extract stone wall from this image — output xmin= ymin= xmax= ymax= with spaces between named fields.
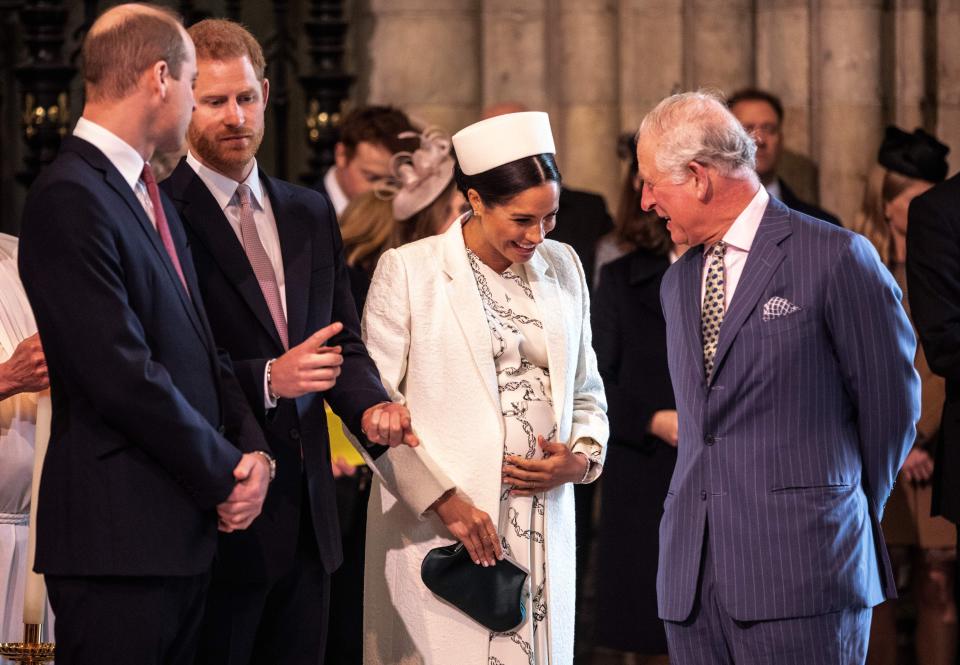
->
xmin=353 ymin=0 xmax=951 ymax=228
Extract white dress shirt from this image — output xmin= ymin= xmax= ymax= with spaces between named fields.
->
xmin=73 ymin=117 xmax=157 ymax=227
xmin=186 ymin=152 xmax=287 ymax=408
xmin=323 ymin=166 xmax=349 ymax=218
xmin=701 ymin=186 xmax=769 ymax=310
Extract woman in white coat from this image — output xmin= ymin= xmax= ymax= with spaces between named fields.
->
xmin=361 ymin=112 xmax=609 ymax=665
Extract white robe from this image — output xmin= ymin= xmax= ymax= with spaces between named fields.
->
xmin=359 ymin=220 xmax=609 ymax=665
xmin=0 ymin=233 xmax=53 ymax=653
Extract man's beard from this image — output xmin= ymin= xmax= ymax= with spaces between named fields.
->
xmin=189 ymin=124 xmax=263 ymax=176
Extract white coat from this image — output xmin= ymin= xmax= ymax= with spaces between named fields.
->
xmin=359 ymin=219 xmax=609 ymax=665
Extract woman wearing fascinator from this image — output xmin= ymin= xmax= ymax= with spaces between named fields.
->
xmin=851 ymin=126 xmax=957 ymax=665
xmin=360 ymin=112 xmax=608 ymax=664
xmin=340 ymin=127 xmax=467 ymax=311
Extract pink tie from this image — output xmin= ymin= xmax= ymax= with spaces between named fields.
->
xmin=236 ymin=184 xmax=289 ymax=349
xmin=141 ymin=163 xmax=189 ymax=294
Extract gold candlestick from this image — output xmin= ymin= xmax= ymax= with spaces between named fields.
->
xmin=0 ymin=623 xmax=55 ymax=664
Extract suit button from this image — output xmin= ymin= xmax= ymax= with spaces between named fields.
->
xmin=704 ymin=434 xmax=716 ymax=446
xmin=217 ymin=425 xmax=226 ymax=435
xmin=700 ymin=490 xmax=707 ymax=501
xmin=289 ymin=428 xmax=301 ymax=441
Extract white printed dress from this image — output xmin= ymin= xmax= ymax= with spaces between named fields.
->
xmin=468 ymin=249 xmax=553 ymax=665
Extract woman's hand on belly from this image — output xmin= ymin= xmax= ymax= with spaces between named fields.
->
xmin=502 ymin=435 xmax=589 ymax=496
xmin=431 ymin=490 xmax=503 ymax=567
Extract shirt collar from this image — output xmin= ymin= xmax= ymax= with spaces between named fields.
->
xmin=704 ymin=185 xmax=769 ymax=255
xmin=765 ymin=178 xmax=783 ymax=202
xmin=186 ymin=151 xmax=264 ymax=211
xmin=73 ymin=117 xmax=145 ymax=191
xmin=323 ymin=166 xmax=349 ymax=217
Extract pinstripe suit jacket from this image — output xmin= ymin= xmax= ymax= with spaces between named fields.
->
xmin=657 ymin=196 xmax=920 ymax=622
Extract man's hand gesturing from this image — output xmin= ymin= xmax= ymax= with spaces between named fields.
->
xmin=270 ymin=322 xmax=344 ymax=398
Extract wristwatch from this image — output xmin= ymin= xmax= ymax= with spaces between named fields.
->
xmin=251 ymin=450 xmax=277 ymax=482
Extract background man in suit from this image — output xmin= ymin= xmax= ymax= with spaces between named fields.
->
xmin=161 ymin=19 xmax=417 ymax=665
xmin=639 ymin=91 xmax=919 ymax=663
xmin=17 ymin=5 xmax=273 ymax=664
xmin=906 ymin=168 xmax=960 ymax=635
xmin=728 ymin=87 xmax=842 ymax=226
xmin=315 ymin=105 xmax=418 ymax=218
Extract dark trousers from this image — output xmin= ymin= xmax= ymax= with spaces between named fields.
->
xmin=47 ymin=572 xmax=210 ymax=665
xmin=325 ymin=467 xmax=372 ymax=665
xmin=196 ymin=490 xmax=331 ymax=665
xmin=664 ymin=526 xmax=872 ymax=664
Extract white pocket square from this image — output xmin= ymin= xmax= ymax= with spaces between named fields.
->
xmin=762 ymin=296 xmax=801 ymax=321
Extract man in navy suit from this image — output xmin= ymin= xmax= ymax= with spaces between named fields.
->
xmin=160 ymin=19 xmax=418 ymax=665
xmin=17 ymin=5 xmax=272 ymax=664
xmin=638 ymin=91 xmax=919 ymax=663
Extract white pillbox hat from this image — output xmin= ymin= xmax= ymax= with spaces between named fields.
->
xmin=452 ymin=112 xmax=556 ymax=176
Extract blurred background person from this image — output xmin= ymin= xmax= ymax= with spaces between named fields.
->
xmin=315 ymin=105 xmax=418 ymax=218
xmin=592 ymin=155 xmax=685 ymax=664
xmin=728 ymin=88 xmax=842 ymax=226
xmin=852 ymin=126 xmax=956 ymax=665
xmin=0 ymin=232 xmax=52 ymax=654
xmin=340 ymin=126 xmax=466 ymax=310
xmin=361 ymin=111 xmax=608 ymax=664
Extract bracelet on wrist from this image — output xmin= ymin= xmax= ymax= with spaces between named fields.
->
xmin=251 ymin=450 xmax=277 ymax=482
xmin=576 ymin=453 xmax=593 ymax=484
xmin=265 ymin=358 xmax=279 ymax=402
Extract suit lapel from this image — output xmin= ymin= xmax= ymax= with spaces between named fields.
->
xmin=167 ymin=161 xmax=285 ymax=352
xmin=676 ymin=248 xmax=706 ymax=386
xmin=265 ymin=176 xmax=310 ymax=347
xmin=710 ymin=199 xmax=792 ymax=384
xmin=96 ymin=155 xmax=209 ymax=348
xmin=525 ymin=251 xmax=568 ymax=431
xmin=440 ymin=222 xmax=500 ymax=414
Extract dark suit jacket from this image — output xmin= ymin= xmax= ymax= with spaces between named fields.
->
xmin=162 ymin=159 xmax=389 ymax=580
xmin=907 ymin=173 xmax=960 ymax=521
xmin=658 ymin=197 xmax=918 ymax=622
xmin=18 ymin=136 xmax=268 ymax=577
xmin=592 ymin=248 xmax=676 ymax=652
xmin=552 ymin=187 xmax=613 ymax=292
xmin=778 ymin=179 xmax=842 ymax=227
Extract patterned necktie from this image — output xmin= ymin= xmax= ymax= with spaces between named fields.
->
xmin=236 ymin=183 xmax=288 ymax=350
xmin=701 ymin=241 xmax=727 ymax=378
xmin=140 ymin=163 xmax=189 ymax=295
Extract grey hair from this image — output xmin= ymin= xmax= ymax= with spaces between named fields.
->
xmin=638 ymin=90 xmax=757 ymax=184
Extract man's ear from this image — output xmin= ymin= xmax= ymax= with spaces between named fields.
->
xmin=152 ymin=60 xmax=169 ymax=100
xmin=689 ymin=161 xmax=712 ymax=201
xmin=334 ymin=142 xmax=349 ymax=170
xmin=261 ymin=78 xmax=270 ymax=107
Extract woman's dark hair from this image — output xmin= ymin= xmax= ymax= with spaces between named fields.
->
xmin=453 ymin=153 xmax=561 ymax=207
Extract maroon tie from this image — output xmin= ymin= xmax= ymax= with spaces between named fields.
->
xmin=141 ymin=163 xmax=189 ymax=294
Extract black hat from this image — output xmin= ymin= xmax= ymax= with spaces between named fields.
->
xmin=878 ymin=126 xmax=950 ymax=182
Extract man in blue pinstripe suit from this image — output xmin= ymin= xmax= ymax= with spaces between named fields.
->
xmin=638 ymin=91 xmax=921 ymax=663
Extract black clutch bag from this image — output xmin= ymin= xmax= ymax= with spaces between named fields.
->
xmin=420 ymin=542 xmax=529 ymax=633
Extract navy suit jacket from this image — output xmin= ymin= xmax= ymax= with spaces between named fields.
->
xmin=657 ymin=196 xmax=919 ymax=622
xmin=18 ymin=136 xmax=268 ymax=577
xmin=162 ymin=159 xmax=389 ymax=579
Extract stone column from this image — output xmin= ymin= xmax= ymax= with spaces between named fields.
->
xmin=755 ymin=0 xmax=818 ymax=202
xmin=890 ymin=0 xmax=928 ymax=130
xmin=363 ymin=0 xmax=481 ymax=135
xmin=686 ymin=0 xmax=754 ymax=93
xmin=618 ymin=0 xmax=684 ymax=131
xmin=556 ymin=0 xmax=620 ymax=205
xmin=816 ymin=0 xmax=884 ymax=227
xmin=937 ymin=0 xmax=960 ymax=174
xmin=481 ymin=0 xmax=549 ymax=112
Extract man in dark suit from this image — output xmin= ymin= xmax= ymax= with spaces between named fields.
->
xmin=640 ymin=91 xmax=918 ymax=663
xmin=17 ymin=6 xmax=272 ymax=664
xmin=161 ymin=19 xmax=417 ymax=665
xmin=906 ymin=169 xmax=960 ymax=633
xmin=728 ymin=88 xmax=842 ymax=226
